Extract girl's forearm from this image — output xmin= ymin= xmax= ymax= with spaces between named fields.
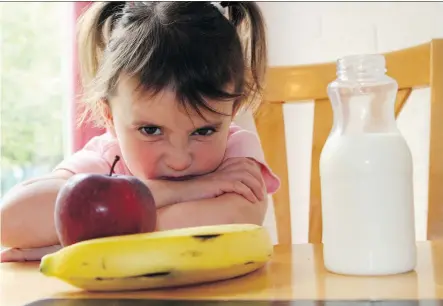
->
xmin=143 ymin=179 xmax=188 ymax=208
xmin=144 ymin=178 xmax=209 ymax=208
xmin=0 ymin=176 xmax=68 ymax=249
xmin=1 ymin=171 xmax=264 ymax=249
xmin=156 ymin=193 xmax=268 ymax=231
xmin=0 ymin=188 xmax=268 ymax=262
xmin=0 ymin=175 xmax=200 ymax=248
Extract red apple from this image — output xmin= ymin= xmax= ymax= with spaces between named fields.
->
xmin=54 ymin=156 xmax=157 ymax=246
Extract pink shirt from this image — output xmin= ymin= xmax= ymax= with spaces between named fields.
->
xmin=53 ymin=124 xmax=280 ymax=194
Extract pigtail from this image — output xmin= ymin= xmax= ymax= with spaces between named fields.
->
xmin=224 ymin=2 xmax=268 ymax=111
xmin=76 ymin=2 xmax=125 ymax=89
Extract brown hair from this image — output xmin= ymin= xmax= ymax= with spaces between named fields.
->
xmin=77 ymin=1 xmax=267 ymax=127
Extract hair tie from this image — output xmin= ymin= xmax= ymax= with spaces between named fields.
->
xmin=211 ymin=2 xmax=226 ymax=14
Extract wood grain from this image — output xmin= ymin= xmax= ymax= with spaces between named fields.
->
xmin=427 ymin=39 xmax=443 ymax=240
xmin=262 ymin=42 xmax=431 ymax=103
xmin=254 ymin=102 xmax=292 ymax=245
xmin=0 ymin=241 xmax=442 ymax=306
xmin=395 ymin=88 xmax=412 ymax=117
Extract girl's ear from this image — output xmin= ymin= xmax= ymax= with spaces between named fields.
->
xmin=232 ymin=100 xmax=242 ymax=118
xmin=101 ymin=98 xmax=117 ymax=137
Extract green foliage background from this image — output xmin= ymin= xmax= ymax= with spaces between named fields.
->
xmin=1 ymin=3 xmax=68 ymax=197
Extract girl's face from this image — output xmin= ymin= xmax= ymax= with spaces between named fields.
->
xmin=106 ymin=75 xmax=235 ymax=181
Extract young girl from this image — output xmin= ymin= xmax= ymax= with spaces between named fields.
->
xmin=0 ymin=2 xmax=280 ymax=261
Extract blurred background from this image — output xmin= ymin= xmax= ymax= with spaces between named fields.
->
xmin=1 ymin=3 xmax=71 ymax=200
xmin=1 ymin=2 xmax=442 ymax=245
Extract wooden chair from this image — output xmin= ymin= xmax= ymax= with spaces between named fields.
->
xmin=254 ymin=39 xmax=443 ymax=245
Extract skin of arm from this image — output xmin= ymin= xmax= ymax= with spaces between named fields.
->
xmin=156 ymin=191 xmax=268 ymax=230
xmin=1 ymin=170 xmax=267 ymax=249
xmin=0 ymin=170 xmax=197 ymax=248
xmin=0 ymin=170 xmax=73 ymax=249
xmin=0 ymin=190 xmax=268 ymax=262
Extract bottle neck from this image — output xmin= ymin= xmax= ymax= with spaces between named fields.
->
xmin=337 ymin=54 xmax=387 ymax=82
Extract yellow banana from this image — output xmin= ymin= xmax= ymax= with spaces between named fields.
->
xmin=40 ymin=224 xmax=273 ymax=292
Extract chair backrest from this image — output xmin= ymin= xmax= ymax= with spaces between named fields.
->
xmin=254 ymin=39 xmax=443 ymax=245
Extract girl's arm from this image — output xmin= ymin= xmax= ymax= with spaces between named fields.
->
xmin=156 ymin=190 xmax=268 ymax=230
xmin=0 ymin=170 xmax=74 ymax=249
xmin=0 ymin=191 xmax=268 ymax=262
xmin=1 ymin=158 xmax=270 ymax=258
xmin=0 ymin=169 xmax=226 ymax=249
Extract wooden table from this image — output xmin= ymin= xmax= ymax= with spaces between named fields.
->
xmin=1 ymin=241 xmax=442 ymax=306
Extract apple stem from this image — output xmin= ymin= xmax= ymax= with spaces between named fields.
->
xmin=109 ymin=155 xmax=120 ymax=176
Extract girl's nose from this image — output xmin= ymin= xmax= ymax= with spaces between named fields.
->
xmin=164 ymin=148 xmax=192 ymax=172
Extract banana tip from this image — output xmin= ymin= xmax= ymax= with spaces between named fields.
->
xmin=39 ymin=255 xmax=53 ymax=276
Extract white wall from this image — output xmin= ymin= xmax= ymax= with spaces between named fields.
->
xmin=236 ymin=2 xmax=443 ymax=245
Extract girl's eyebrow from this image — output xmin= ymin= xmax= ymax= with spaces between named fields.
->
xmin=194 ymin=121 xmax=224 ymax=129
xmin=131 ymin=120 xmax=224 ymax=130
xmin=131 ymin=120 xmax=160 ymax=127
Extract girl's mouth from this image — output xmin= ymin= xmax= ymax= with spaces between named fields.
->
xmin=159 ymin=175 xmax=195 ymax=181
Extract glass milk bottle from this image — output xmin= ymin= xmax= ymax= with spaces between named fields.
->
xmin=319 ymin=54 xmax=416 ymax=275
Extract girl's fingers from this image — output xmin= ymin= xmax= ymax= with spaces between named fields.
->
xmin=0 ymin=245 xmax=62 ymax=262
xmin=220 ymin=180 xmax=258 ymax=203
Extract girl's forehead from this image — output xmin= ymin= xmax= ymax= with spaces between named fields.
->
xmin=116 ymin=74 xmax=235 ymax=115
xmin=113 ymin=75 xmax=234 ymax=124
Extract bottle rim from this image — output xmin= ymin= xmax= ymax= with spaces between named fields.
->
xmin=337 ymin=54 xmax=387 ymax=80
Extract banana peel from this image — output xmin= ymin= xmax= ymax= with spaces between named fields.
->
xmin=39 ymin=224 xmax=273 ymax=292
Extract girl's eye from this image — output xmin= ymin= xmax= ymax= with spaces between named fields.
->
xmin=192 ymin=128 xmax=216 ymax=136
xmin=139 ymin=126 xmax=162 ymax=136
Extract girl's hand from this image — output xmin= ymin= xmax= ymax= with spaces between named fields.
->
xmin=0 ymin=245 xmax=62 ymax=262
xmin=145 ymin=157 xmax=266 ymax=206
xmin=191 ymin=157 xmax=266 ymax=203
